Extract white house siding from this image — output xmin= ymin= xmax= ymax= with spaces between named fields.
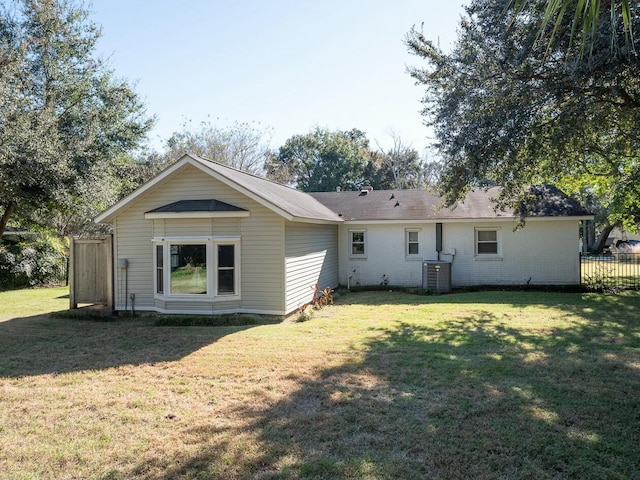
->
xmin=442 ymin=220 xmax=582 ymax=286
xmin=338 ymin=223 xmax=440 ymax=287
xmin=337 ymin=219 xmax=582 ymax=287
xmin=285 ymin=223 xmax=339 ymax=314
xmin=111 ymin=164 xmax=286 ymax=315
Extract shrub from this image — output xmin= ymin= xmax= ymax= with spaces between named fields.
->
xmin=155 ymin=314 xmax=267 ymax=327
xmin=0 ymin=236 xmax=67 ymax=288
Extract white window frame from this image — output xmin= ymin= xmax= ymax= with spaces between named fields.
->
xmin=213 ymin=237 xmax=241 ymax=299
xmin=152 ymin=236 xmax=241 ymax=300
xmin=349 ymin=229 xmax=367 ymax=258
xmin=475 ymin=227 xmax=502 ymax=259
xmin=405 ymin=228 xmax=421 ymax=257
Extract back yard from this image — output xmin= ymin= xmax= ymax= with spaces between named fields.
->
xmin=1 ymin=287 xmax=639 ymax=479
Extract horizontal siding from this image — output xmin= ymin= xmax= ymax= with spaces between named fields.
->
xmin=443 ymin=220 xmax=582 ymax=286
xmin=112 ymin=164 xmax=285 ymax=315
xmin=156 ymin=218 xmax=240 ymax=237
xmin=336 ymin=220 xmax=582 ymax=287
xmin=285 ymin=223 xmax=338 ymax=314
xmin=338 ymin=224 xmax=436 ymax=287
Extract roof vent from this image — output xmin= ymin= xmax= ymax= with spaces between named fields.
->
xmin=360 ymin=186 xmax=374 ymax=194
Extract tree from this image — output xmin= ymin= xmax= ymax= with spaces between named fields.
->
xmin=265 ymin=128 xmax=372 ymax=192
xmin=161 ymin=120 xmax=273 ymax=174
xmin=41 ymin=153 xmax=158 ymax=238
xmin=508 ymin=0 xmax=635 ymax=56
xmin=406 ymin=0 xmax=640 ymax=249
xmin=0 ymin=0 xmax=152 ymax=237
xmin=371 ymin=134 xmax=428 ymax=190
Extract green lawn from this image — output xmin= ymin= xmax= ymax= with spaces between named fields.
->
xmin=1 ymin=287 xmax=639 ymax=479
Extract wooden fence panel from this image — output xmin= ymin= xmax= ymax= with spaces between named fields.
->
xmin=69 ymin=236 xmax=113 ymax=309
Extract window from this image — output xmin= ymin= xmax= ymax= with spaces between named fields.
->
xmin=155 ymin=244 xmax=164 ymax=294
xmin=475 ymin=228 xmax=500 ymax=256
xmin=153 ymin=237 xmax=240 ymax=298
xmin=350 ymin=230 xmax=366 ymax=257
xmin=406 ymin=230 xmax=420 ymax=256
xmin=170 ymin=244 xmax=207 ymax=294
xmin=217 ymin=244 xmax=235 ymax=295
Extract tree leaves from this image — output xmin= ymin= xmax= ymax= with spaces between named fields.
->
xmin=0 ymin=0 xmax=152 ymax=236
xmin=407 ymin=0 xmax=640 ymax=227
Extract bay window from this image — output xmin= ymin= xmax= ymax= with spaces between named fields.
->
xmin=153 ymin=237 xmax=240 ymax=299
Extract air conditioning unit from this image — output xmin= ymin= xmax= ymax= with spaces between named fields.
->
xmin=422 ymin=261 xmax=452 ymax=293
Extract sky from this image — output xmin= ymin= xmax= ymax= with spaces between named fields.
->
xmin=91 ymin=1 xmax=467 ymax=155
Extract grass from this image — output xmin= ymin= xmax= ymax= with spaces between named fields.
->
xmin=1 ymin=287 xmax=640 ymax=479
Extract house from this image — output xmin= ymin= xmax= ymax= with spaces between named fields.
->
xmin=95 ymin=153 xmax=592 ymax=316
xmin=95 ymin=154 xmax=342 ymax=316
xmin=310 ymin=186 xmax=591 ymax=290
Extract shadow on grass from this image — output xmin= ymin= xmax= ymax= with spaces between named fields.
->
xmin=129 ymin=291 xmax=640 ymax=479
xmin=0 ymin=313 xmax=257 ymax=378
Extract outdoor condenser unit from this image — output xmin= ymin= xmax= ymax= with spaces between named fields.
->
xmin=422 ymin=261 xmax=452 ymax=293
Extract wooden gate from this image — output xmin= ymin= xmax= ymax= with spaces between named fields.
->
xmin=69 ymin=236 xmax=113 ymax=310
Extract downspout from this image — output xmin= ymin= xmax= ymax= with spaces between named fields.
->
xmin=436 ymin=223 xmax=443 ymax=261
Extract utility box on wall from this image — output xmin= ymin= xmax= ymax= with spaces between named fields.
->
xmin=422 ymin=261 xmax=452 ymax=293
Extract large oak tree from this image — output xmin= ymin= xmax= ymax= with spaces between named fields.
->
xmin=0 ymin=0 xmax=152 ymax=236
xmin=406 ymin=0 xmax=640 ymax=248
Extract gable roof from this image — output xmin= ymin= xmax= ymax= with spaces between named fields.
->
xmin=95 ymin=154 xmax=343 ymax=224
xmin=310 ymin=186 xmax=592 ymax=222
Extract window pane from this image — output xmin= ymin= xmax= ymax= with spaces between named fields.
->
xmin=408 ymin=243 xmax=419 ymax=255
xmin=170 ymin=244 xmax=207 ymax=294
xmin=156 ymin=245 xmax=163 ymax=268
xmin=156 ymin=245 xmax=164 ymax=294
xmin=352 ymin=243 xmax=365 ymax=255
xmin=478 ymin=230 xmax=497 ymax=242
xmin=352 ymin=232 xmax=364 ymax=243
xmin=408 ymin=231 xmax=418 ymax=242
xmin=156 ymin=269 xmax=164 ymax=294
xmin=477 ymin=242 xmax=498 ymax=254
xmin=218 ymin=269 xmax=235 ymax=294
xmin=218 ymin=245 xmax=234 ymax=268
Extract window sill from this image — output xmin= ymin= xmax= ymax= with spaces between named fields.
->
xmin=155 ymin=293 xmax=210 ymax=300
xmin=349 ymin=255 xmax=367 ymax=260
xmin=155 ymin=294 xmax=241 ymax=302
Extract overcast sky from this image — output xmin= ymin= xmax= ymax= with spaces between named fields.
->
xmin=92 ymin=1 xmax=467 ymax=154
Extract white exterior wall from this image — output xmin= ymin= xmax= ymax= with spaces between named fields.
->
xmin=285 ymin=223 xmax=339 ymax=314
xmin=338 ymin=219 xmax=582 ymax=287
xmin=112 ymin=164 xmax=286 ymax=315
xmin=442 ymin=219 xmax=582 ymax=286
xmin=338 ymin=223 xmax=440 ymax=287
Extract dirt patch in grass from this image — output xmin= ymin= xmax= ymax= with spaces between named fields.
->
xmin=1 ymin=289 xmax=640 ymax=479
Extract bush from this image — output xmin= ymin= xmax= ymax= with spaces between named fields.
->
xmin=155 ymin=314 xmax=270 ymax=327
xmin=0 ymin=235 xmax=67 ymax=288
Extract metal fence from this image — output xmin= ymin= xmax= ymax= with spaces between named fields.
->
xmin=580 ymin=253 xmax=640 ymax=290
